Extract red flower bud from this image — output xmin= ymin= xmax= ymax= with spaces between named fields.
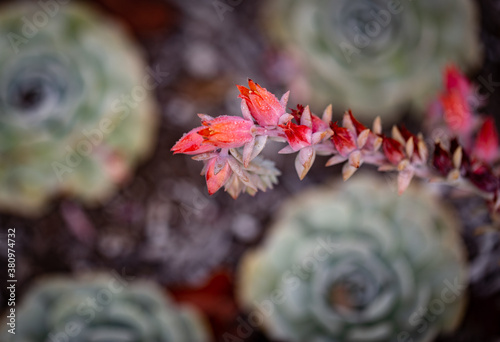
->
xmin=171 ymin=127 xmax=217 ymax=155
xmin=198 ymin=116 xmax=254 ymax=148
xmin=237 ymin=79 xmax=287 ymax=126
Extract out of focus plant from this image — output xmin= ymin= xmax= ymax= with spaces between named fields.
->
xmin=266 ymin=0 xmax=481 ymax=120
xmin=237 ymin=176 xmax=467 ymax=342
xmin=1 ymin=273 xmax=211 ymax=342
xmin=0 ymin=3 xmax=157 ymax=215
xmin=172 ymin=66 xmax=500 ymax=219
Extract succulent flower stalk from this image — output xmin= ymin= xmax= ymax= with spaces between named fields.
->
xmin=172 ymin=67 xmax=500 ymax=217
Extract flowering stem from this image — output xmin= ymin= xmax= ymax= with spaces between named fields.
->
xmin=172 ymin=70 xmax=500 ymax=218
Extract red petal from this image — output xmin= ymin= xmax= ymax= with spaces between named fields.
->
xmin=399 ymin=125 xmax=416 ymax=142
xmin=445 ymin=64 xmax=470 ymax=97
xmin=248 ymin=79 xmax=259 ymax=92
xmin=330 ymin=122 xmax=357 ymax=157
xmin=290 ymin=104 xmax=305 ymax=123
xmin=279 ymin=121 xmax=312 ymax=151
xmin=311 ymin=114 xmax=329 ymax=133
xmin=236 ymin=84 xmax=250 ymax=99
xmin=441 ymin=91 xmax=473 ymax=134
xmin=474 ymin=117 xmax=499 ymax=163
xmin=347 ymin=110 xmax=367 ymax=135
xmin=382 ymin=137 xmax=405 ymax=165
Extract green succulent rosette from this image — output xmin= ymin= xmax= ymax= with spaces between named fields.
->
xmin=238 ymin=176 xmax=467 ymax=342
xmin=1 ymin=274 xmax=211 ymax=342
xmin=0 ymin=3 xmax=157 ymax=215
xmin=267 ymin=0 xmax=481 ymax=120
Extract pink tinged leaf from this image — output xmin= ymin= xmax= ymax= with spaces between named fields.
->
xmin=378 ymin=164 xmax=396 ymax=172
xmin=312 ymin=131 xmax=330 ymax=145
xmin=315 ymin=140 xmax=336 ymax=156
xmin=342 ymin=163 xmax=358 ymax=181
xmin=405 ymin=137 xmax=414 ymax=159
xmin=278 ymin=145 xmax=296 ymax=154
xmin=205 ymin=157 xmax=232 ymax=195
xmin=225 ymin=174 xmax=244 ymax=199
xmin=226 ymin=156 xmax=257 ymax=191
xmin=229 ymin=148 xmax=244 ymax=164
xmin=417 ymin=138 xmax=429 ymax=162
xmin=242 ymin=136 xmax=256 ymax=167
xmin=300 ymin=106 xmax=312 ymax=128
xmin=213 ymin=156 xmax=228 ymax=174
xmin=326 ymin=154 xmax=347 ymax=167
xmin=280 ymin=91 xmax=290 ymax=108
xmin=197 ymin=113 xmax=214 ymax=122
xmin=372 ymin=116 xmax=382 ymax=135
xmin=192 ymin=152 xmax=220 ymax=161
xmin=397 ymin=158 xmax=410 ymax=172
xmin=241 ymin=135 xmax=268 ymax=166
xmin=357 ymin=129 xmax=370 ymax=149
xmin=397 ymin=168 xmax=415 ymax=195
xmin=474 ymin=117 xmax=499 ymax=163
xmin=322 ymin=104 xmax=333 ymax=124
xmin=240 ymin=99 xmax=254 ymax=121
xmin=171 ymin=127 xmax=217 ymax=155
xmin=279 ymin=113 xmax=294 ymax=125
xmin=249 ymin=173 xmax=266 ymax=192
xmin=372 ymin=136 xmax=383 ymax=151
xmin=250 ymin=135 xmax=268 ymax=160
xmin=452 ymin=146 xmax=463 ymax=169
xmin=295 ymin=147 xmax=316 ymax=180
xmin=348 ymin=150 xmax=362 ymax=168
xmin=392 ymin=126 xmax=405 ymax=145
xmin=330 ymin=122 xmax=357 ymax=157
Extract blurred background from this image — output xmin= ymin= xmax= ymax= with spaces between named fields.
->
xmin=0 ymin=0 xmax=499 ymax=341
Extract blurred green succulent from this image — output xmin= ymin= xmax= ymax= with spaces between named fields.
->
xmin=0 ymin=3 xmax=158 ymax=215
xmin=238 ymin=176 xmax=467 ymax=342
xmin=1 ymin=273 xmax=211 ymax=342
xmin=267 ymin=0 xmax=481 ymax=120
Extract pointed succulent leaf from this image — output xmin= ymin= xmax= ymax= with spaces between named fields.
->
xmin=295 ymin=147 xmax=316 ymax=180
